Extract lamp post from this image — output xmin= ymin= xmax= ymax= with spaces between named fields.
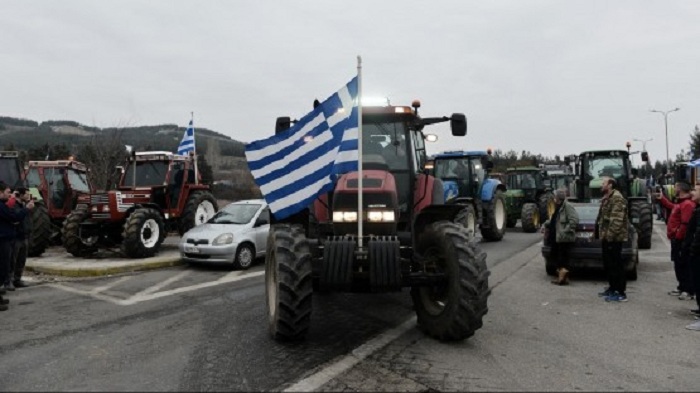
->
xmin=633 ymin=137 xmax=653 ymax=152
xmin=650 ymin=107 xmax=680 ymax=172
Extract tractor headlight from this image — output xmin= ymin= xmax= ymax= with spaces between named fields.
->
xmin=102 ymin=205 xmax=110 ymax=213
xmin=333 ymin=211 xmax=358 ymax=222
xmin=213 ymin=233 xmax=234 ymax=245
xmin=91 ymin=206 xmax=98 ymax=212
xmin=367 ymin=210 xmax=395 ymax=222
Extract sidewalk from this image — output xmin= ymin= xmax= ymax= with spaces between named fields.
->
xmin=25 ymin=237 xmax=183 ymax=278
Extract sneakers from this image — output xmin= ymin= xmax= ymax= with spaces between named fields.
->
xmin=686 ymin=320 xmax=700 ymax=331
xmin=678 ymin=292 xmax=695 ymax=300
xmin=690 ymin=309 xmax=700 ymax=317
xmin=3 ymin=282 xmax=15 ymax=292
xmin=0 ymin=297 xmax=7 ymax=305
xmin=12 ymin=280 xmax=28 ymax=288
xmin=668 ymin=289 xmax=682 ymax=296
xmin=0 ymin=287 xmax=5 ymax=295
xmin=598 ymin=287 xmax=613 ymax=297
xmin=605 ymin=292 xmax=628 ymax=302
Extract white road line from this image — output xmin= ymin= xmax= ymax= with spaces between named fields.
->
xmin=50 ymin=284 xmax=130 ymax=306
xmin=654 ymin=224 xmax=670 ymax=248
xmin=90 ymin=276 xmax=133 ymax=294
xmin=283 ymin=316 xmax=417 ymax=392
xmin=132 ymin=270 xmax=191 ymax=297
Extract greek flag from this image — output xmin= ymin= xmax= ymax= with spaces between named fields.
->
xmin=177 ymin=120 xmax=195 ymax=155
xmin=245 ymin=76 xmax=359 ymax=220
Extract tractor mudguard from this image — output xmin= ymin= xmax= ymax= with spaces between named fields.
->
xmin=480 ymin=179 xmax=502 ymax=202
xmin=413 ymin=204 xmax=466 ymax=245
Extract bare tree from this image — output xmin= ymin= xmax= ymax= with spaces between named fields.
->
xmin=76 ymin=128 xmax=129 ymax=191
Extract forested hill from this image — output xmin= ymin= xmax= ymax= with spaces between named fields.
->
xmin=0 ymin=116 xmax=247 ymax=157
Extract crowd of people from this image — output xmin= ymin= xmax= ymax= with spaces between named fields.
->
xmin=0 ymin=181 xmax=35 ymax=311
xmin=545 ymin=176 xmax=700 ymax=331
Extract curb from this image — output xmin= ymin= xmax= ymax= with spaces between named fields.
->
xmin=25 ymin=256 xmax=184 ymax=278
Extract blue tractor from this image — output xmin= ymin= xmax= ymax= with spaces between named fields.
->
xmin=429 ymin=150 xmax=508 ymax=241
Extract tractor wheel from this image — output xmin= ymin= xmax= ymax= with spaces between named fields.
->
xmin=178 ymin=191 xmax=218 ymax=235
xmin=454 ymin=204 xmax=477 ymax=238
xmin=27 ymin=201 xmax=51 ymax=257
xmin=61 ymin=210 xmax=98 ymax=257
xmin=480 ymin=191 xmax=507 ymax=241
xmin=521 ymin=203 xmax=540 ymax=233
xmin=266 ymin=224 xmax=313 ymax=341
xmin=630 ymin=200 xmax=653 ymax=250
xmin=411 ymin=221 xmax=490 ymax=341
xmin=539 ymin=192 xmax=556 ymax=221
xmin=121 ymin=208 xmax=166 ymax=258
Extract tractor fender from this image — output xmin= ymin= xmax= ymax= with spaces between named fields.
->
xmin=480 ymin=179 xmax=505 ymax=202
xmin=125 ymin=203 xmax=163 ymax=217
xmin=412 ymin=204 xmax=466 ymax=245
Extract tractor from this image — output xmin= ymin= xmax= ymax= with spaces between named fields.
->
xmin=569 ymin=150 xmax=653 ymax=249
xmin=266 ymin=100 xmax=490 ymax=342
xmin=503 ymin=167 xmax=555 ymax=232
xmin=429 ymin=150 xmax=507 ymax=241
xmin=0 ymin=151 xmax=52 ymax=257
xmin=61 ymin=151 xmax=218 ymax=258
xmin=541 ymin=162 xmax=575 ymax=196
xmin=24 ymin=159 xmax=95 ymax=247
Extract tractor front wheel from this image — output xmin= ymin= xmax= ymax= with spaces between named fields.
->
xmin=266 ymin=224 xmax=313 ymax=341
xmin=61 ymin=210 xmax=97 ymax=257
xmin=411 ymin=221 xmax=490 ymax=341
xmin=121 ymin=208 xmax=166 ymax=258
xmin=28 ymin=201 xmax=51 ymax=257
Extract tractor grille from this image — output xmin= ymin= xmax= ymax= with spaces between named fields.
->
xmin=91 ymin=194 xmax=109 ymax=204
xmin=333 ymin=193 xmax=396 ymax=210
xmin=92 ymin=213 xmax=111 ymax=219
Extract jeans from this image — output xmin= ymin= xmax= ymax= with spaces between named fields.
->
xmin=602 ymin=240 xmax=626 ymax=295
xmin=0 ymin=239 xmax=13 ymax=286
xmin=671 ymin=240 xmax=694 ymax=294
xmin=10 ymin=238 xmax=27 ymax=283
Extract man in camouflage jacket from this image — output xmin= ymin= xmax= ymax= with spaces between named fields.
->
xmin=595 ymin=177 xmax=630 ymax=302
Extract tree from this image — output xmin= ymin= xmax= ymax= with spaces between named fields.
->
xmin=690 ymin=125 xmax=700 ymax=160
xmin=76 ymin=129 xmax=128 ymax=191
xmin=197 ymin=154 xmax=214 ymax=186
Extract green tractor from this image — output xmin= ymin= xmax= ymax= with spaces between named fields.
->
xmin=570 ymin=150 xmax=652 ymax=249
xmin=504 ymin=167 xmax=555 ymax=233
xmin=0 ymin=151 xmax=52 ymax=256
xmin=541 ymin=163 xmax=576 ymax=197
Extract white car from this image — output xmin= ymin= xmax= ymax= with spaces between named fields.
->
xmin=179 ymin=199 xmax=270 ymax=269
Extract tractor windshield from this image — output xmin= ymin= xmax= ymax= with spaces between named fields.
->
xmin=123 ymin=161 xmax=169 ymax=187
xmin=434 ymin=158 xmax=470 ymax=179
xmin=66 ymin=169 xmax=90 ymax=192
xmin=507 ymin=172 xmax=538 ymax=189
xmin=584 ymin=156 xmax=625 ymax=182
xmin=362 ymin=122 xmax=409 ymax=172
xmin=0 ymin=158 xmax=22 ymax=188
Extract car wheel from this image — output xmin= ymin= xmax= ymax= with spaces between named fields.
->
xmin=233 ymin=243 xmax=255 ymax=270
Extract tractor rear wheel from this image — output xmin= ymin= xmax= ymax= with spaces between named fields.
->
xmin=630 ymin=200 xmax=652 ymax=250
xmin=179 ymin=191 xmax=218 ymax=235
xmin=266 ymin=224 xmax=313 ymax=341
xmin=61 ymin=210 xmax=98 ymax=257
xmin=454 ymin=204 xmax=477 ymax=238
xmin=480 ymin=191 xmax=507 ymax=241
xmin=121 ymin=208 xmax=166 ymax=258
xmin=539 ymin=192 xmax=556 ymax=222
xmin=28 ymin=201 xmax=51 ymax=257
xmin=411 ymin=221 xmax=490 ymax=341
xmin=521 ymin=203 xmax=540 ymax=233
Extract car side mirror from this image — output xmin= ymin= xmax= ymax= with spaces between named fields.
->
xmin=255 ymin=216 xmax=270 ymax=227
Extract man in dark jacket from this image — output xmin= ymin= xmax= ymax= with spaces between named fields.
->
xmin=7 ymin=187 xmax=33 ymax=289
xmin=0 ymin=182 xmax=33 ymax=308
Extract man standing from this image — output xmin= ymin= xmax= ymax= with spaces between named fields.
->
xmin=682 ymin=184 xmax=700 ymax=330
xmin=596 ymin=177 xmax=630 ymax=302
xmin=7 ymin=187 xmax=33 ymax=289
xmin=0 ymin=182 xmax=33 ymax=309
xmin=658 ymin=181 xmax=696 ymax=300
xmin=545 ymin=189 xmax=579 ymax=285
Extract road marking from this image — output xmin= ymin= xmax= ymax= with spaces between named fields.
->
xmin=132 ymin=270 xmax=191 ymax=297
xmin=654 ymin=224 xmax=670 ymax=248
xmin=50 ymin=270 xmax=264 ymax=306
xmin=90 ymin=276 xmax=133 ymax=294
xmin=283 ymin=316 xmax=417 ymax=392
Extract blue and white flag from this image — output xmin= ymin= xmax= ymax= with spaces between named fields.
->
xmin=245 ymin=76 xmax=359 ymax=220
xmin=177 ymin=120 xmax=195 ymax=155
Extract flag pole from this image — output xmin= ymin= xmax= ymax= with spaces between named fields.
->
xmin=357 ymin=56 xmax=363 ymax=248
xmin=192 ymin=111 xmax=199 ymax=185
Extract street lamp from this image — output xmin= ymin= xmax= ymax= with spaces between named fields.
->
xmin=633 ymin=137 xmax=653 ymax=152
xmin=650 ymin=107 xmax=680 ymax=171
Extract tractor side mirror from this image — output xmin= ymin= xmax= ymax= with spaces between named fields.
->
xmin=641 ymin=151 xmax=649 ymax=162
xmin=450 ymin=113 xmax=467 ymax=137
xmin=275 ymin=117 xmax=291 ymax=135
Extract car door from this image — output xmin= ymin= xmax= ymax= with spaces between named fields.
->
xmin=253 ymin=207 xmax=270 ymax=257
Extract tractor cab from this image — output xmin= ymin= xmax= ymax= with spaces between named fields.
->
xmin=431 ymin=151 xmax=492 ymax=202
xmin=25 ymin=159 xmax=93 ymax=216
xmin=0 ymin=151 xmax=24 ymax=189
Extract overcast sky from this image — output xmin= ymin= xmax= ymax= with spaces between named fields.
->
xmin=2 ymin=0 xmax=699 ymax=165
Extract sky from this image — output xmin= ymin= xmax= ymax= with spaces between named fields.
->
xmin=2 ymin=0 xmax=699 ymax=166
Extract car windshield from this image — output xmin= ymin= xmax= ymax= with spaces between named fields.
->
xmin=571 ymin=204 xmax=599 ymax=221
xmin=123 ymin=161 xmax=169 ymax=187
xmin=209 ymin=203 xmax=261 ymax=224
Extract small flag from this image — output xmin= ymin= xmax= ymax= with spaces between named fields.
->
xmin=245 ymin=76 xmax=359 ymax=220
xmin=177 ymin=120 xmax=195 ymax=155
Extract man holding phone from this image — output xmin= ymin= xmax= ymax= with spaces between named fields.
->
xmin=6 ymin=187 xmax=34 ymax=289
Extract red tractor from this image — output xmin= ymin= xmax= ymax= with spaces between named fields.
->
xmin=266 ymin=101 xmax=490 ymax=342
xmin=61 ymin=151 xmax=218 ymax=258
xmin=24 ymin=159 xmax=95 ymax=253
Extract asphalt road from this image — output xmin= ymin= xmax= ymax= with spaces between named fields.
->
xmin=0 ymin=223 xmax=692 ymax=391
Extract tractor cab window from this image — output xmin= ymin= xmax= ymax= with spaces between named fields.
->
xmin=123 ymin=161 xmax=169 ymax=187
xmin=362 ymin=121 xmax=411 ymax=212
xmin=411 ymin=132 xmax=427 ymax=174
xmin=508 ymin=172 xmax=537 ymax=189
xmin=47 ymin=168 xmax=67 ymax=209
xmin=584 ymin=156 xmax=625 ymax=184
xmin=470 ymin=157 xmax=486 ymax=184
xmin=66 ymin=169 xmax=90 ymax=192
xmin=0 ymin=158 xmax=21 ymax=188
xmin=169 ymin=162 xmax=185 ymax=206
xmin=26 ymin=168 xmax=41 ymax=188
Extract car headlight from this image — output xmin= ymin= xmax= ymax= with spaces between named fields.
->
xmin=333 ymin=211 xmax=358 ymax=222
xmin=213 ymin=233 xmax=234 ymax=245
xmin=367 ymin=210 xmax=395 ymax=222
